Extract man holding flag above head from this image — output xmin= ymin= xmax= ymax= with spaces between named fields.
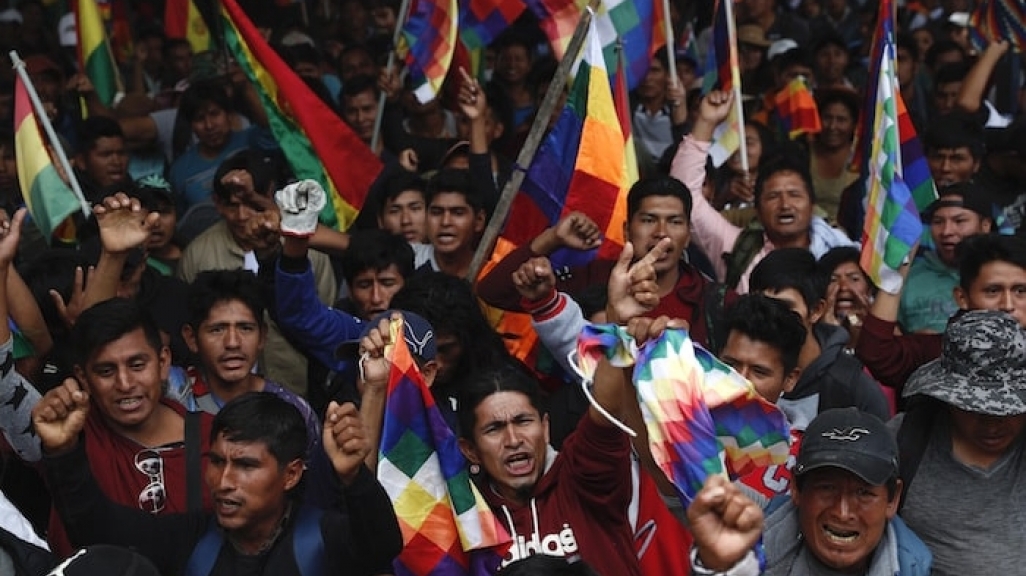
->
xmin=670 ymin=90 xmax=856 ymax=293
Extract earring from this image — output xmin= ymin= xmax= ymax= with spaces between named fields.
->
xmin=469 ymin=464 xmax=480 ymax=475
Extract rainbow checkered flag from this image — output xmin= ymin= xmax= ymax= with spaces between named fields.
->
xmin=575 ymin=325 xmax=791 ymax=507
xmin=969 ymin=0 xmax=1026 ymax=52
xmin=860 ymin=13 xmax=925 ymax=294
xmin=377 ymin=317 xmax=510 ymax=576
xmin=703 ymin=0 xmax=747 ymax=168
xmin=398 ymin=0 xmax=458 ymax=103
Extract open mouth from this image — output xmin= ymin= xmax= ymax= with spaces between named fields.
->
xmin=504 ymin=453 xmax=534 ymax=476
xmin=777 ymin=214 xmax=796 ymax=225
xmin=823 ymin=525 xmax=859 ymax=544
xmin=116 ymin=397 xmax=144 ymax=410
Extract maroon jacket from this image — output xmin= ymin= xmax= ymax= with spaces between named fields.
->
xmin=855 ymin=314 xmax=942 ymax=391
xmin=476 ymin=243 xmax=736 ymax=350
xmin=482 ymin=415 xmax=641 ymax=574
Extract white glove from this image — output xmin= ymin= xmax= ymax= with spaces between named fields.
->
xmin=275 ymin=179 xmax=326 ymax=237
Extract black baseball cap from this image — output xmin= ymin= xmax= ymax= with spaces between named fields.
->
xmin=794 ymin=408 xmax=899 ymax=486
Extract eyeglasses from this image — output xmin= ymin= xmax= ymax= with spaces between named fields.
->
xmin=135 ymin=448 xmax=167 ymax=514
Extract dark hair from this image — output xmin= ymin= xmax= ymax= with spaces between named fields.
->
xmin=389 ymin=272 xmax=509 ymax=387
xmin=163 ymin=38 xmax=191 ymax=59
xmin=772 ymin=47 xmax=811 ymax=76
xmin=749 ymin=248 xmax=828 ymax=311
xmin=817 ymin=246 xmax=876 ymax=293
xmin=211 ymin=149 xmax=287 ymax=202
xmin=378 ymin=170 xmax=426 ymax=216
xmin=754 ymin=155 xmax=816 ymax=205
xmin=280 ymin=43 xmax=322 ymax=68
xmin=626 ymin=176 xmax=694 ymax=220
xmin=186 ymin=269 xmax=266 ymax=329
xmin=813 ymin=33 xmax=849 ymax=56
xmin=925 ymin=39 xmax=966 ymax=70
xmin=426 ymin=168 xmax=485 ymax=212
xmin=340 ymin=73 xmax=379 ymax=101
xmin=896 ymin=33 xmax=920 ymax=62
xmin=502 ymin=556 xmax=601 ymax=576
xmin=458 ymin=360 xmax=544 ymax=441
xmin=177 ymin=80 xmax=233 ymax=123
xmin=923 ymin=112 xmax=985 ymax=159
xmin=212 ymin=392 xmax=308 ymax=468
xmin=71 ymin=298 xmax=164 ymax=367
xmin=815 ymin=88 xmax=860 ymax=126
xmin=339 ymin=229 xmax=415 ymax=285
xmin=933 ymin=62 xmax=971 ymax=86
xmin=76 ymin=116 xmax=124 ymax=154
xmin=957 ymin=234 xmax=1026 ymax=291
xmin=725 ymin=294 xmax=807 ymax=373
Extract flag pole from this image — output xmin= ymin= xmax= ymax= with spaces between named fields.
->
xmin=662 ymin=0 xmax=677 ymax=86
xmin=10 ymin=51 xmax=92 ymax=218
xmin=468 ymin=0 xmax=599 ymax=282
xmin=722 ymin=0 xmax=748 ymax=176
xmin=369 ymin=0 xmax=414 ymax=153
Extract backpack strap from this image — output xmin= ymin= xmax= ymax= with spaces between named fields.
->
xmin=293 ymin=505 xmax=326 ymax=576
xmin=0 ymin=525 xmax=58 ymax=576
xmin=723 ymin=223 xmax=765 ymax=289
xmin=183 ymin=517 xmax=222 ymax=576
xmin=185 ymin=410 xmax=203 ymax=512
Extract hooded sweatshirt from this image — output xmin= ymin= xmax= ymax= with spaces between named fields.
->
xmin=480 ymin=415 xmax=641 ymax=575
xmin=777 ymin=323 xmax=890 ymax=432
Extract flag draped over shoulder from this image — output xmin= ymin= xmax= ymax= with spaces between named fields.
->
xmin=398 ymin=0 xmax=459 ymax=104
xmin=75 ymin=0 xmax=122 ymax=106
xmin=704 ymin=0 xmax=745 ymax=167
xmin=773 ymin=76 xmax=821 ymax=140
xmin=502 ymin=13 xmax=635 ymax=267
xmin=220 ymin=0 xmax=381 ymax=231
xmin=378 ymin=317 xmax=510 ymax=576
xmin=165 ymin=0 xmax=212 ymax=53
xmin=969 ymin=0 xmax=1026 ymax=52
xmin=525 ymin=0 xmax=657 ymax=89
xmin=574 ymin=325 xmax=791 ymax=507
xmin=460 ymin=0 xmax=525 ymax=50
xmin=13 ymin=77 xmax=80 ymax=241
xmin=860 ymin=17 xmax=924 ymax=294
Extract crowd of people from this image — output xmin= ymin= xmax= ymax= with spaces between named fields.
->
xmin=0 ymin=0 xmax=1024 ymax=574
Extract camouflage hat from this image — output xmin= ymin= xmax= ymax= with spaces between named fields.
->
xmin=903 ymin=310 xmax=1026 ymax=415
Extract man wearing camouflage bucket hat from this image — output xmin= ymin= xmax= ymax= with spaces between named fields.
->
xmin=896 ymin=310 xmax=1026 ymax=576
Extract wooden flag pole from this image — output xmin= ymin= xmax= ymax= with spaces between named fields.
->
xmin=369 ymin=0 xmax=414 ymax=154
xmin=662 ymin=0 xmax=677 ymax=86
xmin=10 ymin=51 xmax=92 ymax=218
xmin=722 ymin=0 xmax=749 ymax=176
xmin=468 ymin=0 xmax=599 ymax=283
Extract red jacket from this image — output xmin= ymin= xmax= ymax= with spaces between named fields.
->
xmin=482 ymin=415 xmax=641 ymax=575
xmin=47 ymin=400 xmax=213 ymax=556
xmin=855 ymin=314 xmax=941 ymax=391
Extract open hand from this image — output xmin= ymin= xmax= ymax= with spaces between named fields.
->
xmin=94 ymin=193 xmax=159 ymax=255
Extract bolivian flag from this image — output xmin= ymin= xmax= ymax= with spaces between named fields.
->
xmin=13 ymin=77 xmax=81 ymax=241
xmin=75 ymin=0 xmax=123 ymax=106
xmin=165 ymin=0 xmax=212 ymax=54
xmin=221 ymin=0 xmax=382 ymax=230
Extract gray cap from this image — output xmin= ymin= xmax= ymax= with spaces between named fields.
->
xmin=904 ymin=310 xmax=1026 ymax=415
